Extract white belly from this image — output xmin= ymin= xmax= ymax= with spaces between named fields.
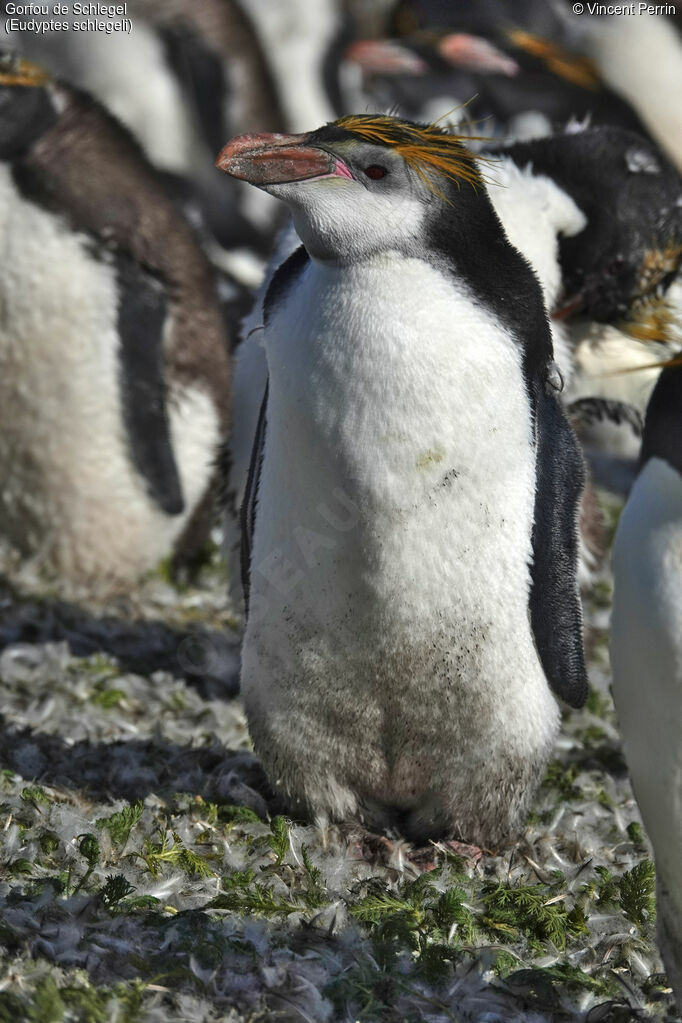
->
xmin=241 ymin=254 xmax=558 ymax=842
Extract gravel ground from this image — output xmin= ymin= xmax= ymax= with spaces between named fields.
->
xmin=0 ymin=500 xmax=679 ymax=1023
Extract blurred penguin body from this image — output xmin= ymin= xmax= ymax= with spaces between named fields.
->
xmin=611 ymin=360 xmax=682 ymax=1008
xmin=0 ymin=59 xmax=231 ymax=589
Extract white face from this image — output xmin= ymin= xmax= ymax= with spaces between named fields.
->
xmin=263 ymin=142 xmax=433 ymax=264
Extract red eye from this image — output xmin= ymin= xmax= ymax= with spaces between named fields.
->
xmin=364 ymin=165 xmax=387 ymax=180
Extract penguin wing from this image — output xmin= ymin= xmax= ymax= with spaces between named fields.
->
xmin=241 ymin=382 xmax=268 ymax=616
xmin=239 ymin=244 xmax=309 ymax=613
xmin=529 ymin=385 xmax=588 ymax=708
xmin=116 ymin=255 xmax=185 ymax=516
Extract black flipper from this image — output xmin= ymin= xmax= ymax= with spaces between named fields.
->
xmin=241 ymin=382 xmax=268 ymax=616
xmin=530 ymin=383 xmax=588 ymax=708
xmin=116 ymin=256 xmax=185 ymax=516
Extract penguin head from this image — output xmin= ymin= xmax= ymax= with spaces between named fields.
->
xmin=0 ymin=52 xmax=58 ymax=161
xmin=217 ymin=114 xmax=484 ymax=262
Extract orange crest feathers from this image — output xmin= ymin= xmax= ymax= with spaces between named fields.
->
xmin=0 ymin=54 xmax=49 ymax=88
xmin=506 ymin=29 xmax=600 ymax=90
xmin=334 ymin=114 xmax=486 ymax=199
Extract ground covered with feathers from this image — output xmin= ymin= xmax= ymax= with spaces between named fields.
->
xmin=0 ymin=494 xmax=679 ymax=1023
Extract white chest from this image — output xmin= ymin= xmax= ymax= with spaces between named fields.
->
xmin=255 ymin=256 xmax=537 ymax=620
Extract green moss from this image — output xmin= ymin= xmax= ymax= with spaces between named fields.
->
xmin=0 ymin=994 xmax=25 ymax=1023
xmin=140 ymin=831 xmax=215 ymax=879
xmin=219 ymin=804 xmax=262 ymax=825
xmin=97 ymin=801 xmax=144 ymax=848
xmin=620 ymin=859 xmax=656 ymax=930
xmin=586 ymin=685 xmax=612 ymax=718
xmin=627 ymin=821 xmax=646 ymax=848
xmin=20 ymin=786 xmax=50 ymax=808
xmin=482 ymin=880 xmax=581 ymax=953
xmin=89 ymin=682 xmax=126 ymax=709
xmin=541 ymin=761 xmax=582 ymax=801
xmin=8 ymin=858 xmax=33 ymax=876
xmin=26 ymin=978 xmax=65 ymax=1023
xmin=99 ymin=874 xmax=136 ymax=907
xmin=267 ymin=816 xmax=289 ymax=865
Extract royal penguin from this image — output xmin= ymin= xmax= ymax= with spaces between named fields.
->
xmin=610 ymin=354 xmax=682 ymax=1010
xmin=217 ymin=114 xmax=588 ymax=845
xmin=0 ymin=55 xmax=231 ymax=591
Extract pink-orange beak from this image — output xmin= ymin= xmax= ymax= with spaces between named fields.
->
xmin=216 ymin=132 xmax=352 ymax=186
xmin=437 ymin=33 xmax=520 ymax=76
xmin=344 ymin=39 xmax=428 ymax=76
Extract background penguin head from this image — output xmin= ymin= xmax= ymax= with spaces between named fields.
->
xmin=0 ymin=52 xmax=58 ymax=161
xmin=217 ymin=114 xmax=486 ymax=262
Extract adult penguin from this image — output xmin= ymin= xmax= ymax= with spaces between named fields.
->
xmin=217 ymin=114 xmax=587 ymax=844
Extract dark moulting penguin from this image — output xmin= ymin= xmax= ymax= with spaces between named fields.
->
xmin=610 ymin=353 xmax=682 ymax=1010
xmin=0 ymin=54 xmax=232 ymax=590
xmin=217 ymin=114 xmax=588 ymax=845
xmin=497 ymin=127 xmax=682 ymax=417
xmin=497 ymin=127 xmax=682 ymax=326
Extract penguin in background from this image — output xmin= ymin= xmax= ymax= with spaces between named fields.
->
xmin=0 ymin=54 xmax=232 ymax=591
xmin=0 ymin=0 xmax=286 ymax=252
xmin=610 ymin=353 xmax=682 ymax=1011
xmin=217 ymin=113 xmax=587 ymax=845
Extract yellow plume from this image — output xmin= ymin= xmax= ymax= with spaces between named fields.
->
xmin=0 ymin=55 xmax=49 ymax=88
xmin=335 ymin=114 xmax=486 ymax=200
xmin=506 ymin=29 xmax=600 ymax=90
